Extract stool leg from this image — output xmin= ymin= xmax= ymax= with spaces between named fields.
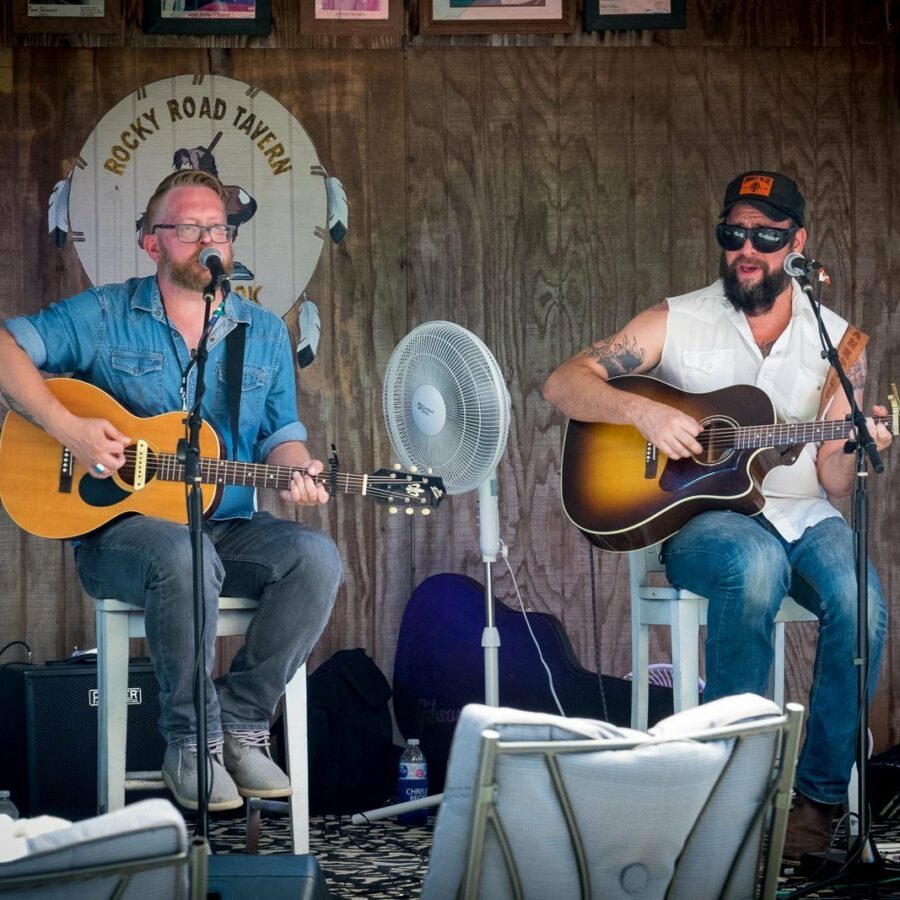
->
xmin=283 ymin=664 xmax=309 ymax=854
xmin=772 ymin=622 xmax=786 ymax=709
xmin=97 ymin=606 xmax=130 ymax=814
xmin=671 ymin=599 xmax=701 ymax=714
xmin=631 ymin=609 xmax=650 ymax=730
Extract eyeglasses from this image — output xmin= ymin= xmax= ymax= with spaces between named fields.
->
xmin=152 ymin=223 xmax=236 ymax=243
xmin=716 ymin=223 xmax=797 ymax=254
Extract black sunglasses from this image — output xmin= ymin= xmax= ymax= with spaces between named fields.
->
xmin=716 ymin=223 xmax=797 ymax=253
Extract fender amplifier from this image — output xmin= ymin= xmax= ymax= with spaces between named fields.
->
xmin=0 ymin=661 xmax=165 ymax=819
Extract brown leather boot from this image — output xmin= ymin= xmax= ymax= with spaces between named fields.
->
xmin=782 ymin=792 xmax=837 ymax=862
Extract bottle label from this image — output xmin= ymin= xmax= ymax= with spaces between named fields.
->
xmin=397 ymin=780 xmax=429 ymax=803
xmin=399 ymin=762 xmax=427 ymax=780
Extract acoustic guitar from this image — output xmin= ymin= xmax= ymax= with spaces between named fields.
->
xmin=561 ymin=374 xmax=899 ymax=553
xmin=0 ymin=378 xmax=446 ymax=540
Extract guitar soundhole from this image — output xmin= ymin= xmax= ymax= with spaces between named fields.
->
xmin=694 ymin=416 xmax=738 ymax=467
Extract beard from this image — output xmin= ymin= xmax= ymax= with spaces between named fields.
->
xmin=158 ymin=242 xmax=231 ymax=293
xmin=719 ymin=252 xmax=791 ymax=316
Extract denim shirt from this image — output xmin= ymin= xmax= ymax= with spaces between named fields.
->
xmin=4 ymin=275 xmax=307 ymax=520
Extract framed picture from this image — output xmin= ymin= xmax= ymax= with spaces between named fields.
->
xmin=300 ymin=0 xmax=404 ymax=36
xmin=143 ymin=0 xmax=271 ymax=36
xmin=420 ymin=0 xmax=576 ymax=35
xmin=12 ymin=0 xmax=123 ymax=34
xmin=584 ymin=0 xmax=686 ymax=32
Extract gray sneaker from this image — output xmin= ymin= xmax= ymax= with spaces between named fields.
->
xmin=223 ymin=729 xmax=293 ymax=798
xmin=162 ymin=740 xmax=243 ymax=811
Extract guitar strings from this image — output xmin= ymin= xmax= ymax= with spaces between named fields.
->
xmin=101 ymin=447 xmax=427 ymax=499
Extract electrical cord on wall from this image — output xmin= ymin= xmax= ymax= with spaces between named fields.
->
xmin=0 ymin=640 xmax=32 ymax=664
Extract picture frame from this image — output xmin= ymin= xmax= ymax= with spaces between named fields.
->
xmin=419 ymin=0 xmax=576 ymax=36
xmin=583 ymin=0 xmax=686 ymax=33
xmin=12 ymin=0 xmax=123 ymax=34
xmin=143 ymin=0 xmax=271 ymax=36
xmin=300 ymin=0 xmax=404 ymax=37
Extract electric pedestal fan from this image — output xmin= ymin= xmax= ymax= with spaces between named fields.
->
xmin=351 ymin=320 xmax=511 ymax=825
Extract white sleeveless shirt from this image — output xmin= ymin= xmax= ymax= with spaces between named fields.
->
xmin=653 ymin=278 xmax=849 ymax=541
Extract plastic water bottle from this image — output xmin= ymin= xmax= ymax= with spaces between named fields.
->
xmin=397 ymin=739 xmax=428 ymax=826
xmin=0 ymin=790 xmax=19 ymax=821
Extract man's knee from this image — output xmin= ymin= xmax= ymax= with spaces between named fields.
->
xmin=666 ymin=515 xmax=790 ymax=602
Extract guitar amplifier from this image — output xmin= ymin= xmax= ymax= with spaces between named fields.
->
xmin=0 ymin=661 xmax=166 ymax=819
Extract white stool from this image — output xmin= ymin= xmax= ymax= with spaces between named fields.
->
xmin=629 ymin=542 xmax=818 ymax=729
xmin=94 ymin=596 xmax=309 ymax=854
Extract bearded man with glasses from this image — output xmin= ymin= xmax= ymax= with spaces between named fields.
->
xmin=0 ymin=170 xmax=343 ymax=812
xmin=544 ymin=170 xmax=893 ymax=861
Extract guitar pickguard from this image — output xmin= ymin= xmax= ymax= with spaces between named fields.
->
xmin=658 ymin=451 xmax=746 ymax=495
xmin=78 ymin=474 xmax=132 ymax=509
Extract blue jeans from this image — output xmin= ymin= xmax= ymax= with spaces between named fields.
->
xmin=75 ymin=512 xmax=343 ymax=747
xmin=662 ymin=511 xmax=886 ymax=805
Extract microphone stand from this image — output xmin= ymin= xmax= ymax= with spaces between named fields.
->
xmin=179 ymin=269 xmax=228 ymax=840
xmin=792 ymin=268 xmax=893 ymax=892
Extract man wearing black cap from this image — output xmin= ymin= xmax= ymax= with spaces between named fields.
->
xmin=544 ymin=170 xmax=893 ymax=860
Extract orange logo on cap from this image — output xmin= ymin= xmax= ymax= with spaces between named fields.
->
xmin=740 ymin=175 xmax=774 ymax=197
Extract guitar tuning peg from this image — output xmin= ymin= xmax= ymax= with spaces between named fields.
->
xmin=409 ymin=465 xmax=418 ymax=473
xmin=426 ymin=467 xmax=433 ymax=475
xmin=405 ymin=507 xmax=415 ymax=516
xmin=389 ymin=506 xmax=398 ymax=514
xmin=393 ymin=463 xmax=402 ymax=471
xmin=421 ymin=508 xmax=431 ymax=516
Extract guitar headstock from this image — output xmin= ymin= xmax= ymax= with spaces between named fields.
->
xmin=889 ymin=383 xmax=899 ymax=436
xmin=368 ymin=466 xmax=446 ymax=515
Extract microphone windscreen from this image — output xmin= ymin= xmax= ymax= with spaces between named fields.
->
xmin=199 ymin=247 xmax=223 ymax=269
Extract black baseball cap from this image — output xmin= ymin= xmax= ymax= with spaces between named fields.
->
xmin=720 ymin=171 xmax=805 ymax=227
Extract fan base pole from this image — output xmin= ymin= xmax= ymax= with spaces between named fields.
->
xmin=483 ymin=559 xmax=501 ymax=707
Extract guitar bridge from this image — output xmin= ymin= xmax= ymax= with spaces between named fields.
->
xmin=59 ymin=447 xmax=74 ymax=494
xmin=644 ymin=442 xmax=658 ymax=480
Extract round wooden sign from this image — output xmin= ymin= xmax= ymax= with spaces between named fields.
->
xmin=68 ymin=73 xmax=328 ymax=319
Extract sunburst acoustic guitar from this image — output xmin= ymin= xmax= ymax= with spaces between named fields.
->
xmin=561 ymin=374 xmax=899 ymax=553
xmin=0 ymin=378 xmax=446 ymax=540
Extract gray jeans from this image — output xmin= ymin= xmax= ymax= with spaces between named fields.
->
xmin=76 ymin=512 xmax=343 ymax=747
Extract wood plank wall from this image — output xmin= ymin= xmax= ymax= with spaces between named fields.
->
xmin=1 ymin=0 xmax=898 ymax=748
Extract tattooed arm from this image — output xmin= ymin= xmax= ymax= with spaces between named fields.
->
xmin=817 ymin=349 xmax=893 ymax=497
xmin=543 ymin=301 xmax=704 ymax=459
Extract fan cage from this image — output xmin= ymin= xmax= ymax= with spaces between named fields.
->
xmin=383 ymin=321 xmax=511 ymax=495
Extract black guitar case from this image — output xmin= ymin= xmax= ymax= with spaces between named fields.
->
xmin=392 ymin=572 xmax=674 ymax=793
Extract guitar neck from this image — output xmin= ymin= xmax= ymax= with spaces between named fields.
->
xmin=155 ymin=453 xmax=363 ymax=495
xmin=735 ymin=415 xmax=895 ymax=451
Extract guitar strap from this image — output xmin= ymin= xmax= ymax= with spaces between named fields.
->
xmin=226 ymin=323 xmax=246 ymax=460
xmin=817 ymin=324 xmax=868 ymax=418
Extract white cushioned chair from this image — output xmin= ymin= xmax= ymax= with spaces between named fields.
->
xmin=0 ymin=798 xmax=203 ymax=899
xmin=423 ymin=695 xmax=803 ymax=900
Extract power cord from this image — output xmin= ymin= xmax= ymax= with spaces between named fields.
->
xmin=500 ymin=547 xmax=566 ymax=717
xmin=0 ymin=640 xmax=32 ymax=663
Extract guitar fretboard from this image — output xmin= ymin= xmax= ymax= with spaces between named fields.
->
xmin=710 ymin=416 xmax=895 ymax=452
xmin=155 ymin=452 xmax=361 ymax=494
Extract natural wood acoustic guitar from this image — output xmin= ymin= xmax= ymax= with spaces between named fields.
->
xmin=0 ymin=378 xmax=446 ymax=539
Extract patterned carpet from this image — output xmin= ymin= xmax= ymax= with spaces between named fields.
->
xmin=207 ymin=808 xmax=433 ymax=898
xmin=201 ymin=806 xmax=900 ymax=899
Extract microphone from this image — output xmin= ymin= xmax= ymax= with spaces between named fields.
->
xmin=784 ymin=252 xmax=823 ymax=277
xmin=199 ymin=247 xmax=231 ymax=297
